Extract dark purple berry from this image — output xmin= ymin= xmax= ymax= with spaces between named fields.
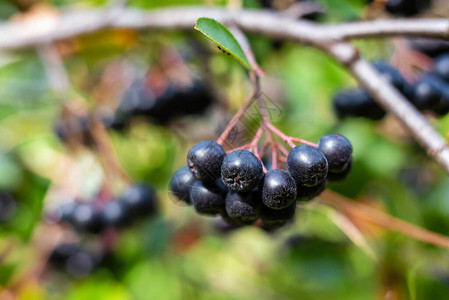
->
xmin=65 ymin=251 xmax=96 ymax=278
xmin=296 ymin=180 xmax=327 ymax=202
xmin=317 ymin=134 xmax=353 ymax=173
xmin=102 ymin=200 xmax=130 ymax=228
xmin=373 ymin=61 xmax=406 ymax=93
xmin=190 ymin=180 xmax=227 ymax=215
xmin=169 ymin=166 xmax=196 ymax=205
xmin=435 ymin=55 xmax=449 ymax=82
xmin=261 ymin=202 xmax=296 ymax=230
xmin=261 ymin=169 xmax=297 ymax=210
xmin=121 ymin=183 xmax=158 ymax=218
xmin=413 ymin=75 xmax=442 ymax=110
xmin=49 ymin=243 xmax=80 ymax=268
xmin=225 ymin=190 xmax=260 ymax=224
xmin=287 ymin=145 xmax=328 ymax=187
xmin=327 ymin=158 xmax=353 ymax=182
xmin=221 ymin=150 xmax=263 ymax=192
xmin=333 ymin=89 xmax=386 ymax=120
xmin=187 ymin=140 xmax=226 ymax=183
xmin=72 ymin=203 xmax=104 ymax=233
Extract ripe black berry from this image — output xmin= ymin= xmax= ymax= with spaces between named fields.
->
xmin=49 ymin=243 xmax=80 ymax=268
xmin=261 ymin=202 xmax=296 ymax=230
xmin=102 ymin=200 xmax=130 ymax=228
xmin=318 ymin=134 xmax=353 ymax=173
xmin=385 ymin=0 xmax=430 ymax=16
xmin=327 ymin=158 xmax=353 ymax=182
xmin=261 ymin=169 xmax=297 ymax=210
xmin=187 ymin=140 xmax=226 ymax=183
xmin=221 ymin=150 xmax=263 ymax=192
xmin=287 ymin=145 xmax=328 ymax=187
xmin=373 ymin=61 xmax=407 ymax=93
xmin=121 ymin=183 xmax=158 ymax=218
xmin=72 ymin=203 xmax=104 ymax=233
xmin=412 ymin=75 xmax=441 ymax=110
xmin=435 ymin=55 xmax=449 ymax=82
xmin=333 ymin=89 xmax=386 ymax=120
xmin=225 ymin=190 xmax=260 ymax=224
xmin=296 ymin=180 xmax=327 ymax=202
xmin=169 ymin=166 xmax=197 ymax=205
xmin=65 ymin=250 xmax=96 ymax=278
xmin=190 ymin=180 xmax=227 ymax=215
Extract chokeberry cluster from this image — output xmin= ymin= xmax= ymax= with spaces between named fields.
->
xmin=170 ymin=134 xmax=353 ymax=231
xmin=333 ymin=60 xmax=449 ymax=120
xmin=108 ymin=79 xmax=215 ymax=129
xmin=367 ymin=0 xmax=431 ymax=16
xmin=48 ymin=243 xmax=102 ymax=278
xmin=50 ymin=183 xmax=158 ymax=234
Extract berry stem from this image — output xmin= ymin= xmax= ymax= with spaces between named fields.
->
xmin=289 ymin=137 xmax=318 ymax=148
xmin=216 ymin=76 xmax=258 ymax=146
xmin=264 ymin=122 xmax=296 ymax=148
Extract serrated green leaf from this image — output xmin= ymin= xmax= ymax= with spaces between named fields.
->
xmin=194 ymin=17 xmax=252 ymax=70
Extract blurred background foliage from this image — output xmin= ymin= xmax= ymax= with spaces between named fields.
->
xmin=0 ymin=0 xmax=449 ymax=299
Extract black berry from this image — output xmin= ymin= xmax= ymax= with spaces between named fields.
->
xmin=225 ymin=190 xmax=260 ymax=224
xmin=190 ymin=180 xmax=227 ymax=215
xmin=169 ymin=166 xmax=197 ymax=205
xmin=72 ymin=203 xmax=104 ymax=233
xmin=333 ymin=89 xmax=386 ymax=120
xmin=327 ymin=158 xmax=353 ymax=182
xmin=187 ymin=140 xmax=226 ymax=183
xmin=261 ymin=169 xmax=297 ymax=210
xmin=412 ymin=74 xmax=442 ymax=110
xmin=221 ymin=150 xmax=263 ymax=192
xmin=121 ymin=183 xmax=158 ymax=218
xmin=318 ymin=134 xmax=353 ymax=173
xmin=287 ymin=145 xmax=328 ymax=187
xmin=296 ymin=180 xmax=327 ymax=202
xmin=102 ymin=200 xmax=130 ymax=228
xmin=261 ymin=202 xmax=296 ymax=230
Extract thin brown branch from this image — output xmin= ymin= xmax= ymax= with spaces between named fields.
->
xmin=2 ymin=5 xmax=449 ymax=174
xmin=319 ymin=190 xmax=449 ymax=249
xmin=2 ymin=7 xmax=449 ymax=51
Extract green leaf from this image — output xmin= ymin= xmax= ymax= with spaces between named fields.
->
xmin=194 ymin=17 xmax=252 ymax=70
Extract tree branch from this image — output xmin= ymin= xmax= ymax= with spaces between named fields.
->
xmin=3 ymin=6 xmax=449 ymax=173
xmin=2 ymin=7 xmax=449 ymax=51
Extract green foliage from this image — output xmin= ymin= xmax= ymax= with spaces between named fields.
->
xmin=195 ymin=17 xmax=252 ymax=70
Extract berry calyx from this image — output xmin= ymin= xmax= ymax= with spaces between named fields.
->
xmin=221 ymin=150 xmax=263 ymax=192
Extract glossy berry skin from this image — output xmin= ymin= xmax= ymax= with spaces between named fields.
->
xmin=261 ymin=169 xmax=297 ymax=210
xmin=102 ymin=200 xmax=130 ymax=228
xmin=328 ymin=158 xmax=353 ymax=182
xmin=169 ymin=166 xmax=196 ymax=205
xmin=190 ymin=180 xmax=227 ymax=215
xmin=296 ymin=180 xmax=327 ymax=202
xmin=72 ymin=203 xmax=104 ymax=233
xmin=49 ymin=243 xmax=80 ymax=268
xmin=413 ymin=75 xmax=441 ymax=110
xmin=65 ymin=250 xmax=96 ymax=278
xmin=318 ymin=134 xmax=353 ymax=173
xmin=221 ymin=150 xmax=263 ymax=192
xmin=287 ymin=145 xmax=328 ymax=187
xmin=333 ymin=89 xmax=386 ymax=120
xmin=121 ymin=183 xmax=158 ymax=218
xmin=187 ymin=140 xmax=226 ymax=183
xmin=225 ymin=190 xmax=260 ymax=224
xmin=261 ymin=202 xmax=296 ymax=230
xmin=435 ymin=55 xmax=449 ymax=82
xmin=373 ymin=61 xmax=406 ymax=93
